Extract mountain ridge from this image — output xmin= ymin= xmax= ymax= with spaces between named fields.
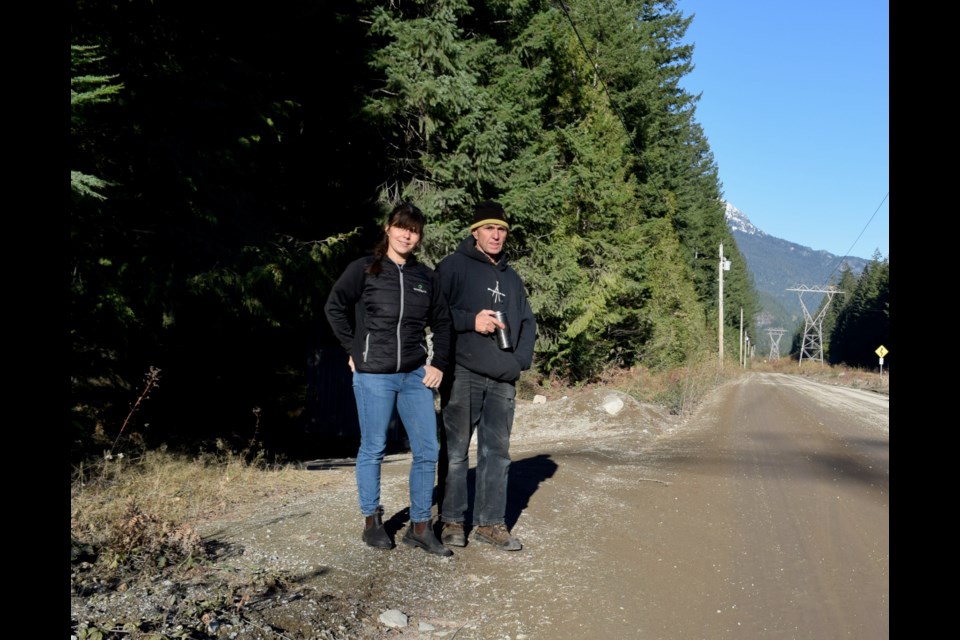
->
xmin=724 ymin=202 xmax=870 ymax=348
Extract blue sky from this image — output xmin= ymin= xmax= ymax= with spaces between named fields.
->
xmin=676 ymin=0 xmax=889 ymax=260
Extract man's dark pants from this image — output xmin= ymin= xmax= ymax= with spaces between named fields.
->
xmin=439 ymin=363 xmax=516 ymax=527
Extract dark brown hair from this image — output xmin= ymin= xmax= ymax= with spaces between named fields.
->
xmin=366 ymin=202 xmax=426 ymax=275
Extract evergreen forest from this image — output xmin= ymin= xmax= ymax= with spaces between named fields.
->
xmin=71 ymin=0 xmax=881 ymax=462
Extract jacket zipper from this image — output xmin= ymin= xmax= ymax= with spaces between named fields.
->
xmin=395 ymin=263 xmax=404 ymax=372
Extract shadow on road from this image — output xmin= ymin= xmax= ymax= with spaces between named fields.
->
xmin=434 ymin=452 xmax=559 ymax=530
xmin=505 ymin=453 xmax=559 ymax=529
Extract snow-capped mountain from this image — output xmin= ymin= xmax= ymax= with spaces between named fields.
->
xmin=724 ymin=202 xmax=766 ymax=237
xmin=724 ymin=202 xmax=869 ymax=338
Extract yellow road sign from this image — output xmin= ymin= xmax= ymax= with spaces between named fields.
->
xmin=875 ymin=345 xmax=888 ymax=358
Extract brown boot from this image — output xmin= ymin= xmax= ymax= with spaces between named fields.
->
xmin=441 ymin=521 xmax=466 ymax=547
xmin=473 ymin=523 xmax=522 ymax=551
xmin=362 ymin=506 xmax=392 ymax=549
xmin=402 ymin=520 xmax=453 ymax=556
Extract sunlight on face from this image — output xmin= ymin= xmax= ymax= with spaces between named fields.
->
xmin=472 ymin=224 xmax=508 ymax=256
xmin=386 ymin=224 xmax=420 ymax=261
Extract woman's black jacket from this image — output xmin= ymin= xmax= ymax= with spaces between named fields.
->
xmin=324 ymin=255 xmax=452 ymax=374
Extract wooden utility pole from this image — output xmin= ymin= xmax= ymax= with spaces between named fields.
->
xmin=718 ymin=243 xmax=730 ymax=368
xmin=739 ymin=307 xmax=744 ymax=368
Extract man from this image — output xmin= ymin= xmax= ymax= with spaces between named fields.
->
xmin=436 ymin=200 xmax=537 ymax=551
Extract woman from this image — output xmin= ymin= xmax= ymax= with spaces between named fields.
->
xmin=324 ymin=202 xmax=452 ymax=557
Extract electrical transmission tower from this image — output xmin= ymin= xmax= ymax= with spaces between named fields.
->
xmin=766 ymin=328 xmax=787 ymax=360
xmin=787 ymin=285 xmax=842 ymax=366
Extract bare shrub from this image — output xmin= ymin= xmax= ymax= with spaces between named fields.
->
xmin=109 ymin=366 xmax=161 ymax=457
xmin=102 ymin=499 xmax=205 ymax=570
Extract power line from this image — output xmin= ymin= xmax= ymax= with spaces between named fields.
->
xmin=821 ymin=191 xmax=889 ymax=286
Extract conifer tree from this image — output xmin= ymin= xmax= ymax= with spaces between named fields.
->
xmin=828 ymin=253 xmax=889 ymax=367
xmin=71 ymin=44 xmax=123 ymax=201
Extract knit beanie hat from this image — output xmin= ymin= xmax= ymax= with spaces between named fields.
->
xmin=470 ymin=200 xmax=510 ymax=231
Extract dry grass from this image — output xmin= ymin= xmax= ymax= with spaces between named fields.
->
xmin=584 ymin=354 xmax=888 ymax=416
xmin=519 ymin=352 xmax=739 ymax=417
xmin=70 ymin=444 xmax=345 ymax=640
xmin=594 ymin=354 xmax=739 ymax=416
xmin=71 ymin=443 xmax=336 ymax=569
xmin=71 ymin=366 xmax=338 ymax=558
xmin=749 ymin=357 xmax=890 ymax=394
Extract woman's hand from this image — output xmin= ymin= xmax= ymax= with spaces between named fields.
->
xmin=347 ymin=356 xmax=355 ymax=372
xmin=422 ymin=365 xmax=443 ymax=389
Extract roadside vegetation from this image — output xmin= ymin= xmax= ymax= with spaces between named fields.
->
xmin=749 ymin=356 xmax=889 ymax=394
xmin=71 ymin=436 xmax=342 ymax=639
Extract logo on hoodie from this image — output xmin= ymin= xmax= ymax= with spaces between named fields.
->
xmin=488 ymin=281 xmax=506 ymax=303
xmin=412 ymin=283 xmax=428 ymax=294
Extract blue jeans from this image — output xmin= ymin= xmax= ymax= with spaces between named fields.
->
xmin=352 ymin=368 xmax=440 ymax=523
xmin=441 ymin=364 xmax=516 ymax=527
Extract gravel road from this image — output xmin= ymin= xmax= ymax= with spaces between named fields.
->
xmin=73 ymin=372 xmax=889 ymax=639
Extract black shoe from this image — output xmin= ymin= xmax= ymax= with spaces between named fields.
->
xmin=403 ymin=521 xmax=453 ymax=557
xmin=362 ymin=507 xmax=392 ymax=549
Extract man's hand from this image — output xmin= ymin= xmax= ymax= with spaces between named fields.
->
xmin=474 ymin=310 xmax=505 ymax=335
xmin=423 ymin=365 xmax=444 ymax=389
xmin=347 ymin=356 xmax=355 ymax=372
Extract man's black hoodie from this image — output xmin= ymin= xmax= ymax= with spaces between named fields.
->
xmin=436 ymin=235 xmax=536 ymax=382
